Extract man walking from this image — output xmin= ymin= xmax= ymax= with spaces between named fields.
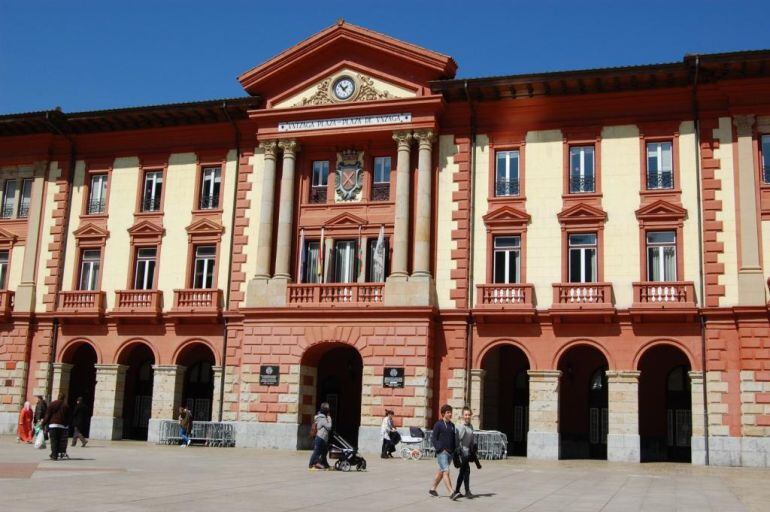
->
xmin=429 ymin=404 xmax=456 ymax=497
xmin=33 ymin=395 xmax=47 ymax=426
xmin=42 ymin=392 xmax=70 ymax=461
xmin=178 ymin=405 xmax=192 ymax=447
xmin=70 ymin=397 xmax=89 ymax=447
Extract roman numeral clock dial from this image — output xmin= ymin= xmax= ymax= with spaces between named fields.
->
xmin=332 ymin=76 xmax=356 ymax=101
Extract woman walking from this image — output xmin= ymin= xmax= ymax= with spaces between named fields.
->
xmin=308 ymin=402 xmax=332 ymax=470
xmin=17 ymin=401 xmax=33 ymax=443
xmin=451 ymin=406 xmax=475 ymax=500
xmin=380 ymin=409 xmax=397 ymax=458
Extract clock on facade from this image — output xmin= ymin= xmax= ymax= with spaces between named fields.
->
xmin=332 ymin=76 xmax=356 ymax=101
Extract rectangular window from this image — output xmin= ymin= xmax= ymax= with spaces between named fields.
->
xmin=18 ymin=179 xmax=32 ymax=218
xmin=142 ymin=171 xmax=163 ymax=212
xmin=569 ymin=146 xmax=595 ymax=193
xmin=310 ymin=161 xmax=329 ymax=204
xmin=568 ymin=233 xmax=597 ymax=283
xmin=495 ymin=150 xmax=520 ymax=196
xmin=762 ymin=135 xmax=770 ymax=184
xmin=646 ymin=141 xmax=673 ymax=189
xmin=1 ymin=180 xmax=16 ymax=219
xmin=78 ymin=249 xmax=101 ymax=291
xmin=199 ymin=167 xmax=221 ymax=209
xmin=87 ymin=174 xmax=108 ymax=214
xmin=366 ymin=237 xmax=389 ymax=282
xmin=133 ymin=247 xmax=157 ymax=290
xmin=493 ymin=236 xmax=520 ymax=284
xmin=193 ymin=246 xmax=216 ymax=289
xmin=302 ymin=240 xmax=320 ymax=284
xmin=646 ymin=231 xmax=677 ymax=281
xmin=332 ymin=240 xmax=356 ymax=283
xmin=0 ymin=250 xmax=8 ymax=289
xmin=371 ymin=156 xmax=391 ymax=201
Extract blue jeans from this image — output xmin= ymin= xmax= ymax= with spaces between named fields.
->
xmin=437 ymin=450 xmax=451 ymax=472
xmin=309 ymin=437 xmax=329 ymax=468
xmin=179 ymin=426 xmax=190 ymax=445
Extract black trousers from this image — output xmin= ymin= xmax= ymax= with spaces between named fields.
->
xmin=455 ymin=458 xmax=471 ymax=494
xmin=48 ymin=427 xmax=67 ymax=459
xmin=381 ymin=439 xmax=395 ymax=456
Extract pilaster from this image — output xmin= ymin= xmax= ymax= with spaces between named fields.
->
xmin=527 ymin=370 xmax=560 ymax=460
xmin=470 ymin=368 xmax=485 ymax=427
xmin=606 ymin=370 xmax=640 ymax=462
xmin=50 ymin=363 xmax=73 ymax=402
xmin=90 ymin=364 xmax=128 ymax=440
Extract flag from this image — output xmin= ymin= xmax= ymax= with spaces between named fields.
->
xmin=373 ymin=225 xmax=385 ymax=282
xmin=318 ymin=227 xmax=325 ymax=283
xmin=297 ymin=229 xmax=305 ymax=283
xmin=356 ymin=226 xmax=363 ymax=280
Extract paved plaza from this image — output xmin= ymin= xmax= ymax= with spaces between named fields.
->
xmin=1 ymin=436 xmax=768 ymax=512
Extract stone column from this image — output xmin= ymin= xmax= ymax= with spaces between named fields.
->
xmin=389 ymin=131 xmax=412 ymax=280
xmin=606 ymin=370 xmax=640 ymax=462
xmin=50 ymin=363 xmax=73 ymax=402
xmin=90 ymin=364 xmax=127 ymax=440
xmin=527 ymin=370 xmax=560 ymax=460
xmin=211 ymin=365 xmax=223 ymax=422
xmin=733 ymin=115 xmax=766 ymax=304
xmin=470 ymin=369 xmax=485 ymax=428
xmin=273 ymin=140 xmax=299 ymax=280
xmin=689 ymin=371 xmax=706 ymax=465
xmin=148 ymin=365 xmax=185 ymax=443
xmin=412 ymin=130 xmax=434 ymax=279
xmin=14 ymin=166 xmax=46 ymax=312
xmin=254 ymin=140 xmax=278 ymax=280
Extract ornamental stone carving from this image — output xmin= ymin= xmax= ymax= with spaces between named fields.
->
xmin=259 ymin=140 xmax=278 ymax=159
xmin=392 ymin=131 xmax=413 ymax=148
xmin=278 ymin=139 xmax=300 ymax=157
xmin=294 ymin=74 xmax=391 ymax=107
xmin=335 ymin=149 xmax=364 ymax=202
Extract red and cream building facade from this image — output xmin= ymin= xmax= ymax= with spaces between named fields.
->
xmin=2 ymin=21 xmax=770 ymax=466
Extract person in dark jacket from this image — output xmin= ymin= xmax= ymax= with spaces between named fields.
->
xmin=429 ymin=404 xmax=456 ymax=497
xmin=33 ymin=395 xmax=47 ymax=426
xmin=178 ymin=406 xmax=192 ymax=447
xmin=451 ymin=406 xmax=476 ymax=500
xmin=70 ymin=396 xmax=89 ymax=447
xmin=43 ymin=392 xmax=70 ymax=461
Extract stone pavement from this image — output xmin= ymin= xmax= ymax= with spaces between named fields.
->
xmin=1 ymin=436 xmax=769 ymax=512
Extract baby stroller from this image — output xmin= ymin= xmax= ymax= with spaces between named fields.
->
xmin=328 ymin=433 xmax=367 ymax=472
xmin=400 ymin=427 xmax=426 ymax=460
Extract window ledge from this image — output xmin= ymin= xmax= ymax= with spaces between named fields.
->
xmin=192 ymin=208 xmax=224 ymax=215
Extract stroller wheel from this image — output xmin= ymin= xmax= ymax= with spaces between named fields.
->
xmin=400 ymin=447 xmax=411 ymax=459
xmin=334 ymin=460 xmax=341 ymax=471
xmin=339 ymin=460 xmax=351 ymax=472
xmin=412 ymin=449 xmax=423 ymax=461
xmin=356 ymin=459 xmax=367 ymax=471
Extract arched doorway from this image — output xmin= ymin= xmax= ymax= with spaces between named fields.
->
xmin=119 ymin=343 xmax=155 ymax=440
xmin=62 ymin=342 xmax=97 ymax=438
xmin=301 ymin=343 xmax=363 ymax=447
xmin=638 ymin=344 xmax=692 ymax=462
xmin=481 ymin=344 xmax=530 ymax=456
xmin=558 ymin=344 xmax=609 ymax=460
xmin=177 ymin=343 xmax=216 ymax=421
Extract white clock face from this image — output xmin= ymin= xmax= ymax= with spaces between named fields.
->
xmin=333 ymin=77 xmax=355 ymax=100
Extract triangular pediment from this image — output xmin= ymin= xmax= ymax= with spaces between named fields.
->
xmin=557 ymin=203 xmax=607 ymax=224
xmin=324 ymin=212 xmax=367 ymax=228
xmin=483 ymin=205 xmax=531 ymax=227
xmin=186 ymin=218 xmax=225 ymax=236
xmin=128 ymin=220 xmax=164 ymax=237
xmin=238 ymin=20 xmax=456 ymax=103
xmin=73 ymin=222 xmax=109 ymax=241
xmin=0 ymin=227 xmax=17 ymax=244
xmin=635 ymin=200 xmax=687 ymax=221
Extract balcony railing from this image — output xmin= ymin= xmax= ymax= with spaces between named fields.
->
xmin=17 ymin=202 xmax=30 ymax=218
xmin=646 ymin=172 xmax=674 ymax=190
xmin=633 ymin=281 xmax=696 ymax=305
xmin=141 ymin=196 xmax=161 ymax=212
xmin=553 ymin=283 xmax=613 ymax=306
xmin=309 ymin=186 xmax=327 ymax=204
xmin=569 ymin=175 xmax=595 ymax=194
xmin=371 ymin=182 xmax=390 ymax=201
xmin=287 ymin=283 xmax=384 ymax=306
xmin=198 ymin=194 xmax=220 ymax=210
xmin=170 ymin=289 xmax=222 ymax=316
xmin=87 ymin=198 xmax=106 ymax=215
xmin=495 ymin=179 xmax=520 ymax=197
xmin=57 ymin=290 xmax=105 ymax=316
xmin=112 ymin=290 xmax=163 ymax=317
xmin=477 ymin=283 xmax=534 ymax=308
xmin=0 ymin=204 xmax=14 ymax=219
xmin=0 ymin=290 xmax=14 ymax=319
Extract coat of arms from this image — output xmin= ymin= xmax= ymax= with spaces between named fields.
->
xmin=335 ymin=149 xmax=363 ymax=201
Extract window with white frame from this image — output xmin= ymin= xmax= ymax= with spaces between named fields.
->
xmin=371 ymin=156 xmax=391 ymax=201
xmin=366 ymin=237 xmax=389 ymax=282
xmin=78 ymin=249 xmax=101 ymax=291
xmin=142 ymin=171 xmax=163 ymax=212
xmin=199 ymin=167 xmax=221 ymax=209
xmin=647 ymin=141 xmax=673 ymax=189
xmin=0 ymin=250 xmax=8 ymax=289
xmin=18 ymin=179 xmax=32 ymax=218
xmin=332 ymin=240 xmax=356 ymax=283
xmin=133 ymin=247 xmax=157 ymax=290
xmin=87 ymin=174 xmax=108 ymax=214
xmin=568 ymin=233 xmax=597 ymax=283
xmin=310 ymin=161 xmax=329 ymax=203
xmin=302 ymin=240 xmax=320 ymax=284
xmin=493 ymin=236 xmax=520 ymax=283
xmin=192 ymin=246 xmax=216 ymax=289
xmin=762 ymin=135 xmax=770 ymax=184
xmin=495 ymin=150 xmax=520 ymax=196
xmin=646 ymin=231 xmax=677 ymax=282
xmin=569 ymin=146 xmax=595 ymax=193
xmin=1 ymin=180 xmax=16 ymax=219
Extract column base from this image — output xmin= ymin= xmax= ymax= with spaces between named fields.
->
xmin=147 ymin=418 xmax=166 ymax=444
xmin=383 ymin=275 xmax=435 ymax=307
xmin=607 ymin=434 xmax=640 ymax=462
xmin=692 ymin=436 xmax=770 ymax=467
xmin=89 ymin=416 xmax=123 ymax=440
xmin=245 ymin=277 xmax=288 ymax=307
xmin=737 ymin=270 xmax=767 ymax=305
xmin=526 ymin=431 xmax=559 ymax=460
xmin=0 ymin=411 xmax=17 ymax=435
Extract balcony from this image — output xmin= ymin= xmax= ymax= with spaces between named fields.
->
xmin=111 ymin=290 xmax=163 ymax=321
xmin=57 ymin=291 xmax=105 ymax=321
xmin=167 ymin=289 xmax=222 ymax=321
xmin=551 ymin=283 xmax=614 ymax=321
xmin=475 ymin=284 xmax=535 ymax=321
xmin=630 ymin=281 xmax=697 ymax=321
xmin=0 ymin=290 xmax=14 ymax=320
xmin=287 ymin=283 xmax=384 ymax=307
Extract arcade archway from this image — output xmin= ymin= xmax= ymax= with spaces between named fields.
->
xmin=558 ymin=344 xmax=609 ymax=460
xmin=481 ymin=344 xmax=530 ymax=456
xmin=62 ymin=342 xmax=97 ymax=438
xmin=118 ymin=342 xmax=155 ymax=440
xmin=177 ymin=343 xmax=216 ymax=421
xmin=638 ymin=344 xmax=692 ymax=462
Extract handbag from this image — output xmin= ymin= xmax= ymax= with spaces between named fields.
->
xmin=34 ymin=429 xmax=46 ymax=449
xmin=389 ymin=430 xmax=401 ymax=444
xmin=452 ymin=449 xmax=462 ymax=468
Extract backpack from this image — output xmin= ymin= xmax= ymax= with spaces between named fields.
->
xmin=309 ymin=420 xmax=318 ymax=438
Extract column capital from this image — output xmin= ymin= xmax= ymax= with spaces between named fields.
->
xmin=259 ymin=140 xmax=279 ymax=160
xmin=52 ymin=362 xmax=74 ymax=371
xmin=413 ymin=129 xmax=436 ymax=149
xmin=152 ymin=364 xmax=186 ymax=375
xmin=94 ymin=364 xmax=129 ymax=375
xmin=278 ymin=139 xmax=300 ymax=157
xmin=733 ymin=114 xmax=756 ymax=134
xmin=392 ymin=131 xmax=413 ymax=149
xmin=605 ymin=370 xmax=641 ymax=381
xmin=688 ymin=370 xmax=704 ymax=382
xmin=527 ymin=369 xmax=562 ymax=380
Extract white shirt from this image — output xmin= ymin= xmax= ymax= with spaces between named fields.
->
xmin=381 ymin=417 xmax=393 ymax=439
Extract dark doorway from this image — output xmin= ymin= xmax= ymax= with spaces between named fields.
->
xmin=639 ymin=345 xmax=692 ymax=462
xmin=120 ymin=343 xmax=154 ymax=440
xmin=558 ymin=345 xmax=608 ymax=460
xmin=481 ymin=345 xmax=529 ymax=456
xmin=178 ymin=344 xmax=215 ymax=421
xmin=64 ymin=343 xmax=97 ymax=438
xmin=314 ymin=345 xmax=363 ymax=446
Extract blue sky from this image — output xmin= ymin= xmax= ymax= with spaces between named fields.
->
xmin=0 ymin=0 xmax=767 ymax=114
